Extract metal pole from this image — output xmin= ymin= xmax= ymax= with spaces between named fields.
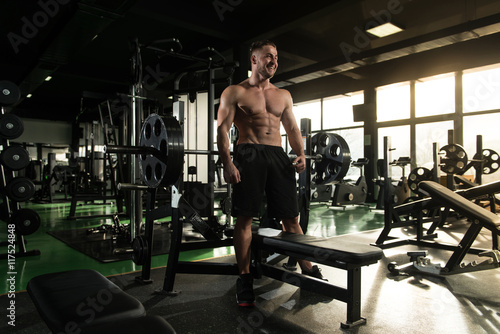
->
xmin=129 ymin=84 xmax=137 ymax=241
xmin=207 ymin=66 xmax=215 ymax=218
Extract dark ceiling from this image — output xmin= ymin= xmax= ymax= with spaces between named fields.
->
xmin=2 ymin=0 xmax=500 ymax=123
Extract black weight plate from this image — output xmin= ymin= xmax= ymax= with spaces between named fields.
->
xmin=481 ymin=149 xmax=500 ymax=175
xmin=132 ymin=235 xmax=148 ymax=265
xmin=439 ymin=144 xmax=468 ymax=175
xmin=408 ymin=167 xmax=433 ymax=192
xmin=0 ymin=81 xmax=21 ymax=107
xmin=311 ymin=132 xmax=351 ymax=184
xmin=11 ymin=208 xmax=40 ymax=235
xmin=6 ymin=177 xmax=36 ymax=202
xmin=139 ymin=114 xmax=184 ymax=187
xmin=0 ymin=114 xmax=24 ymax=140
xmin=0 ymin=145 xmax=30 ymax=170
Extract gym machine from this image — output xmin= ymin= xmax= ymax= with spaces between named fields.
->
xmin=374 ymin=137 xmax=411 ymax=210
xmin=308 ymin=130 xmax=370 ymax=208
xmin=103 ymin=38 xmax=239 ymax=281
xmin=0 ymin=80 xmax=41 ymax=259
xmin=330 ymin=158 xmax=370 ymax=208
xmin=373 ymin=137 xmax=500 ymax=275
xmin=407 ymin=130 xmax=500 ymax=193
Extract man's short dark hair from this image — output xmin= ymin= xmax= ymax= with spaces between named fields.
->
xmin=250 ymin=40 xmax=277 ymax=54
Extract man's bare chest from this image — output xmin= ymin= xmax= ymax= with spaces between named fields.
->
xmin=237 ymin=90 xmax=285 ymax=118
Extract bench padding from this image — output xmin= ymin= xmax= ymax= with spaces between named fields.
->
xmin=253 ymin=228 xmax=382 ymax=266
xmin=27 ymin=269 xmax=146 ymax=332
xmin=420 ymin=181 xmax=500 ymax=232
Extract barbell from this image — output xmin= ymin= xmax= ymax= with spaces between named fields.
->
xmin=105 ymin=114 xmax=352 ymax=188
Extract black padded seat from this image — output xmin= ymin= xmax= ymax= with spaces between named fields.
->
xmin=81 ymin=315 xmax=176 ymax=334
xmin=253 ymin=228 xmax=383 ymax=266
xmin=27 ymin=269 xmax=146 ymax=333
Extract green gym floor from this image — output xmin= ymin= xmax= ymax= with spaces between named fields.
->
xmin=0 ymin=197 xmax=385 ymax=295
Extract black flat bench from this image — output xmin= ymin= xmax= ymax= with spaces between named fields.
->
xmin=252 ymin=228 xmax=383 ymax=329
xmin=27 ymin=269 xmax=176 ymax=334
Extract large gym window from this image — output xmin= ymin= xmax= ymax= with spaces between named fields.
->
xmin=323 ymin=91 xmax=364 ymax=129
xmin=335 ymin=127 xmax=365 ymax=179
xmin=378 ymin=125 xmax=410 ymax=179
xmin=292 ymin=100 xmax=322 ymax=131
xmin=463 ymin=113 xmax=500 ymax=184
xmin=415 ymin=73 xmax=455 ymax=118
xmin=415 ymin=121 xmax=454 ymax=169
xmin=376 ymin=82 xmax=410 ymax=122
xmin=463 ymin=64 xmax=500 ymax=113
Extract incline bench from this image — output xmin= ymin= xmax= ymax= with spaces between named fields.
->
xmin=417 ymin=181 xmax=500 ymax=274
xmin=252 ymin=228 xmax=383 ymax=329
xmin=27 ymin=269 xmax=176 ymax=334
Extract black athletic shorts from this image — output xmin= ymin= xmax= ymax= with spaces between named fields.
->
xmin=231 ymin=144 xmax=299 ymax=219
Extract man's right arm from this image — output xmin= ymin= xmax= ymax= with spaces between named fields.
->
xmin=216 ymin=86 xmax=241 ymax=184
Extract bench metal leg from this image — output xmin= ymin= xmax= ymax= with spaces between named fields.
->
xmin=258 ymin=262 xmax=368 ymax=329
xmin=342 ymin=267 xmax=366 ymax=329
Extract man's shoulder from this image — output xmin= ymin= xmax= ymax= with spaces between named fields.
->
xmin=223 ymin=81 xmax=248 ymax=94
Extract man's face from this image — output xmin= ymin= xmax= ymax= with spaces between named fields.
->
xmin=253 ymin=45 xmax=278 ymax=79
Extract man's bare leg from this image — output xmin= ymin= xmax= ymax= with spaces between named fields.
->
xmin=233 ymin=215 xmax=256 ymax=306
xmin=281 ymin=216 xmax=314 ymax=271
xmin=233 ymin=216 xmax=253 ymax=274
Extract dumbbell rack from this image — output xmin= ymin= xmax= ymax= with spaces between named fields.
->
xmin=0 ymin=80 xmax=41 ymax=259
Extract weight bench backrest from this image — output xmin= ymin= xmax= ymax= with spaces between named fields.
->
xmin=420 ymin=181 xmax=500 ymax=232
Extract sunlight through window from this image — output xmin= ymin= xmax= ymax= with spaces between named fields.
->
xmin=376 ymin=82 xmax=410 ymax=122
xmin=415 ymin=73 xmax=455 ymax=117
xmin=463 ymin=64 xmax=500 ymax=113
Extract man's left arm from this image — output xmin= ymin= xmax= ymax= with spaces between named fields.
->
xmin=281 ymin=90 xmax=306 ymax=173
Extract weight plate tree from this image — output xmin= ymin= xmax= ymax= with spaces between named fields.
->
xmin=311 ymin=132 xmax=351 ymax=185
xmin=138 ymin=114 xmax=184 ymax=187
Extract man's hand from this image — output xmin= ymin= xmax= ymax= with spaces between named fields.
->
xmin=223 ymin=162 xmax=241 ymax=184
xmin=292 ymin=155 xmax=306 ymax=173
